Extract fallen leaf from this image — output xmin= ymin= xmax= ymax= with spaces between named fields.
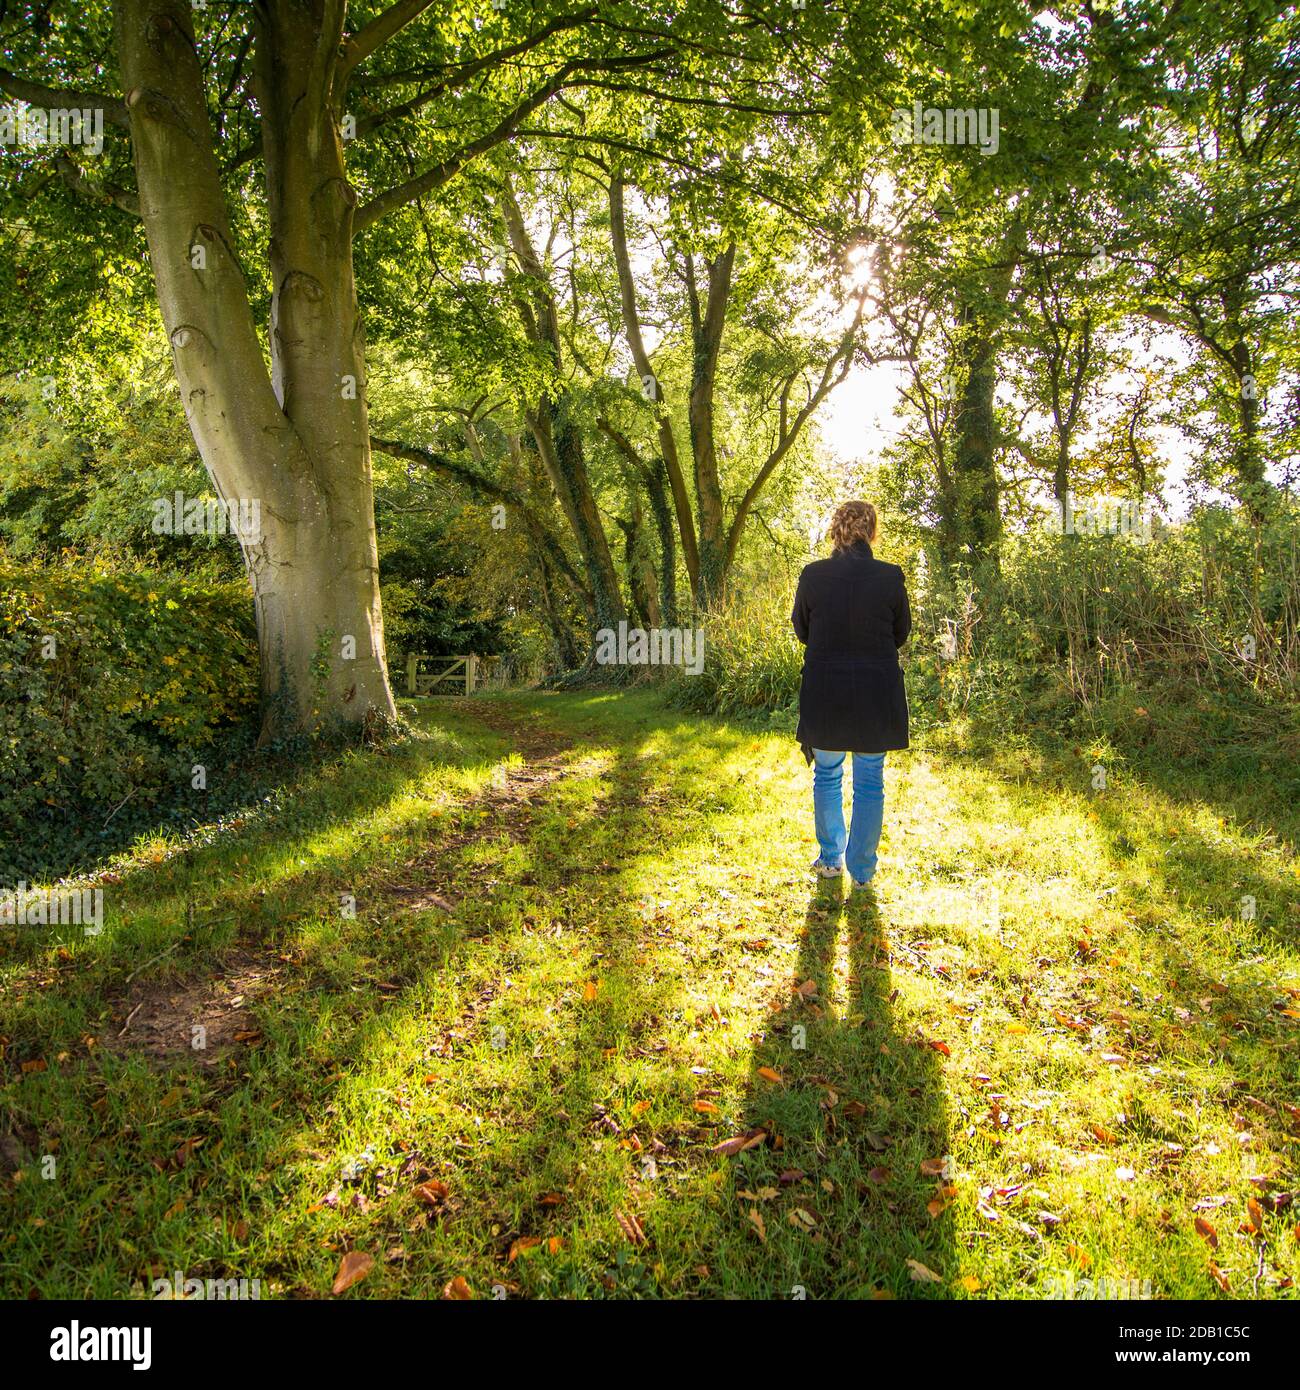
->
xmin=1194 ymin=1217 xmax=1219 ymax=1248
xmin=442 ymin=1275 xmax=473 ymax=1300
xmin=331 ymin=1251 xmax=374 ymax=1295
xmin=747 ymin=1208 xmax=766 ymax=1242
xmin=757 ymin=1066 xmax=783 ymax=1084
xmin=906 ymin=1258 xmax=942 ymax=1283
xmin=615 ymin=1209 xmax=646 ymax=1245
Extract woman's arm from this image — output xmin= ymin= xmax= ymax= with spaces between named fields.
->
xmin=791 ymin=570 xmax=810 ymax=644
xmin=894 ymin=574 xmax=912 ymax=648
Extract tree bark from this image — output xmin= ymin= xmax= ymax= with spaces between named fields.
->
xmin=115 ymin=0 xmax=396 ymax=736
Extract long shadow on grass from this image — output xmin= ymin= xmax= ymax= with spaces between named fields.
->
xmin=720 ymin=880 xmax=953 ymax=1298
xmin=0 ymin=701 xmax=766 ymax=1297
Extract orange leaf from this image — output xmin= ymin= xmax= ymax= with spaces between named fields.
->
xmin=331 ymin=1251 xmax=374 ymax=1295
xmin=582 ymin=981 xmax=599 ymax=1002
xmin=1246 ymin=1198 xmax=1264 ymax=1234
xmin=1090 ymin=1124 xmax=1118 ymax=1145
xmin=693 ymin=1100 xmax=719 ymax=1114
xmin=442 ymin=1275 xmax=473 ymax=1300
xmin=414 ymin=1179 xmax=450 ymax=1207
xmin=757 ymin=1066 xmax=783 ymax=1084
xmin=508 ymin=1236 xmax=541 ymax=1263
xmin=1194 ymin=1217 xmax=1219 ymax=1249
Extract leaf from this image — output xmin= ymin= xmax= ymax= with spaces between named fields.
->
xmin=919 ymin=1156 xmax=948 ymax=1178
xmin=906 ymin=1258 xmax=942 ymax=1283
xmin=414 ymin=1179 xmax=450 ymax=1207
xmin=1090 ymin=1123 xmax=1118 ymax=1144
xmin=508 ymin=1236 xmax=541 ymax=1262
xmin=1065 ymin=1244 xmax=1092 ymax=1267
xmin=693 ymin=1100 xmax=719 ymax=1114
xmin=1246 ymin=1197 xmax=1264 ymax=1234
xmin=331 ymin=1251 xmax=374 ymax=1295
xmin=928 ymin=1040 xmax=951 ymax=1057
xmin=1208 ymin=1263 xmax=1231 ymax=1294
xmin=747 ymin=1207 xmax=766 ymax=1242
xmin=615 ymin=1209 xmax=646 ymax=1245
xmin=1194 ymin=1217 xmax=1219 ymax=1248
xmin=756 ymin=1066 xmax=783 ymax=1084
xmin=955 ymin=1275 xmax=982 ymax=1293
xmin=582 ymin=981 xmax=599 ymax=1002
xmin=441 ymin=1275 xmax=473 ymax=1300
xmin=712 ymin=1129 xmax=766 ymax=1156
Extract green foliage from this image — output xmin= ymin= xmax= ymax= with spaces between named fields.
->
xmin=0 ymin=556 xmax=258 ymax=877
xmin=665 ymin=579 xmax=803 ymax=720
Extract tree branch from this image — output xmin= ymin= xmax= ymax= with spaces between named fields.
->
xmin=0 ymin=67 xmax=130 ymax=129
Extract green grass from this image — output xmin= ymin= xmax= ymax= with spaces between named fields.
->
xmin=2 ymin=688 xmax=1297 ymax=1300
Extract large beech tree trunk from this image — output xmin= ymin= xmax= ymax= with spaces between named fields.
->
xmin=115 ymin=0 xmax=395 ymax=736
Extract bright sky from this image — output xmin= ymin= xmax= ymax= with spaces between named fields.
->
xmin=818 ymin=340 xmax=1206 ymax=519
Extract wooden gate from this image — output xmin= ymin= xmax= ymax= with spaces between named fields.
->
xmin=403 ymin=654 xmax=480 ymax=696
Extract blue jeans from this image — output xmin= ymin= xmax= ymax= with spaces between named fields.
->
xmin=812 ymin=749 xmax=886 ymax=884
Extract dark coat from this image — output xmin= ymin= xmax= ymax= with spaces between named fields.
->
xmin=791 ymin=540 xmax=911 ymax=761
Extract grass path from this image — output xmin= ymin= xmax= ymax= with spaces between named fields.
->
xmin=2 ymin=689 xmax=1298 ymax=1299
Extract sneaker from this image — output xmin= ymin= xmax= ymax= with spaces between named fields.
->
xmin=811 ymin=858 xmax=843 ymax=878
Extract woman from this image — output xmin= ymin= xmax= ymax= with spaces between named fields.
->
xmin=790 ymin=500 xmax=911 ymax=889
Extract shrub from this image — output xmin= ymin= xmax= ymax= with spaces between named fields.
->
xmin=0 ymin=556 xmax=258 ymax=877
xmin=665 ymin=580 xmax=802 ymax=719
